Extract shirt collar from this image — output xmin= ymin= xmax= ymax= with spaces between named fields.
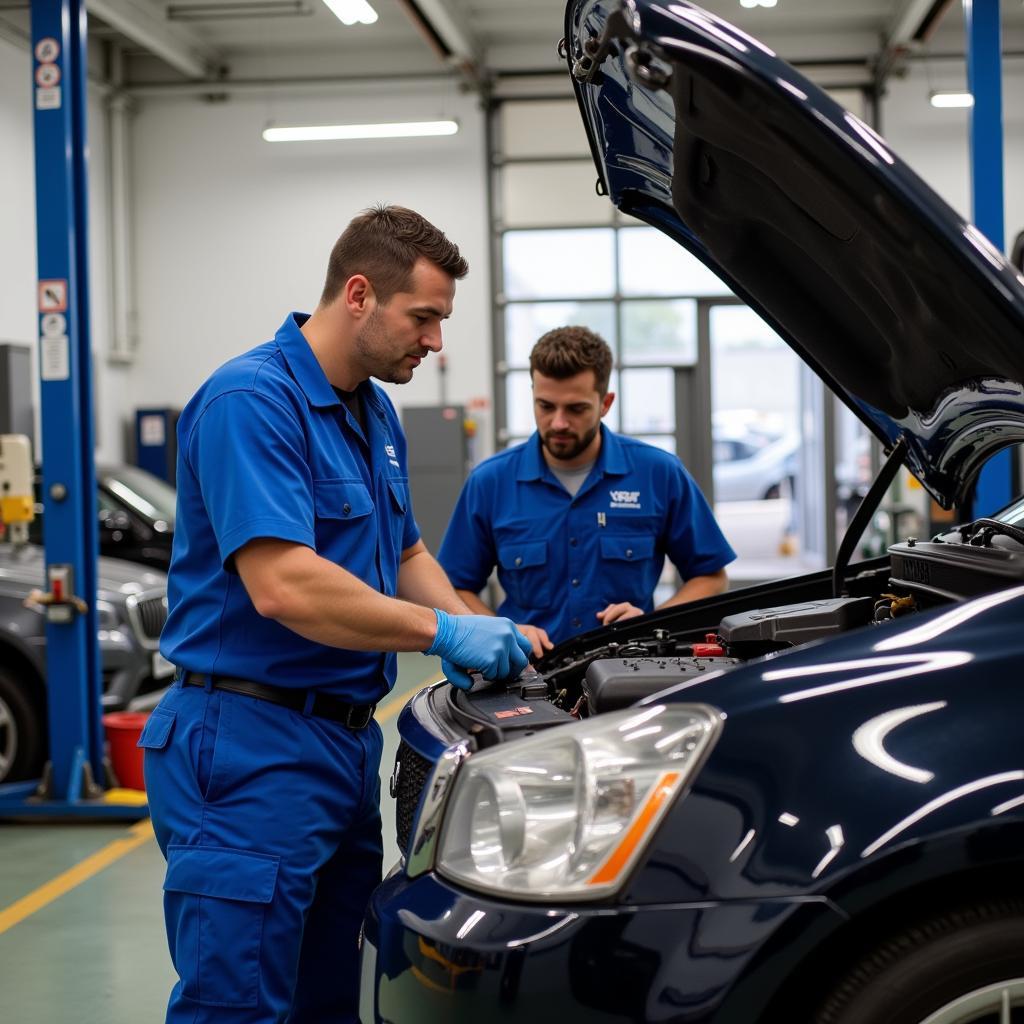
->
xmin=275 ymin=312 xmax=341 ymax=410
xmin=517 ymin=424 xmax=630 ymax=482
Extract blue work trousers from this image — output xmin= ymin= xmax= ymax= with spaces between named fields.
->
xmin=140 ymin=682 xmax=384 ymax=1023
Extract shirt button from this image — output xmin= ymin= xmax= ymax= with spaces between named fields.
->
xmin=572 ymin=578 xmax=580 ymax=587
xmin=343 ymin=503 xmax=352 ymax=515
xmin=572 ymin=617 xmax=581 ymax=628
xmin=569 ymin=537 xmax=578 ymax=547
xmin=514 ymin=556 xmax=523 ymax=567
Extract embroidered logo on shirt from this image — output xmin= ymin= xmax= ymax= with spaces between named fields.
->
xmin=610 ymin=489 xmax=641 ymax=510
xmin=385 ymin=443 xmax=400 ymax=468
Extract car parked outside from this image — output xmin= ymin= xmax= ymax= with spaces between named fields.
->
xmin=360 ymin=3 xmax=1024 ymax=1023
xmin=712 ymin=421 xmax=799 ymax=502
xmin=0 ymin=543 xmax=169 ymax=783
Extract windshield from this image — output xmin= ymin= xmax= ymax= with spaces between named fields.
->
xmin=101 ymin=466 xmax=177 ymax=528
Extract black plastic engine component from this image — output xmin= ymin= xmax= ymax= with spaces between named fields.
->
xmin=583 ymin=656 xmax=740 ymax=713
xmin=449 ymin=677 xmax=574 ymax=747
xmin=889 ymin=537 xmax=1024 ymax=600
xmin=718 ymin=596 xmax=875 ymax=656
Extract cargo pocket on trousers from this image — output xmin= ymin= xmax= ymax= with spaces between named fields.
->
xmin=164 ymin=845 xmax=280 ymax=1008
xmin=137 ymin=706 xmax=175 ymax=750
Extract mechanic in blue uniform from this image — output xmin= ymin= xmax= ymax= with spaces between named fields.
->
xmin=438 ymin=325 xmax=735 ymax=654
xmin=139 ymin=206 xmax=531 ymax=1024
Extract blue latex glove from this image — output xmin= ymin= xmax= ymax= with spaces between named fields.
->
xmin=424 ymin=609 xmax=533 ymax=691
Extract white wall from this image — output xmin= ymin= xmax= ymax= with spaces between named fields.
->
xmin=0 ymin=35 xmax=126 ymax=464
xmin=128 ymin=83 xmax=492 ymax=453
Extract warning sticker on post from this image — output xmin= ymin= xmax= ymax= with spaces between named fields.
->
xmin=41 ymin=335 xmax=70 ymax=381
xmin=38 ymin=280 xmax=67 ymax=312
xmin=35 ymin=87 xmax=61 ymax=110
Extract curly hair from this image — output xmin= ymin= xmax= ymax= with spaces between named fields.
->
xmin=529 ymin=325 xmax=613 ymax=395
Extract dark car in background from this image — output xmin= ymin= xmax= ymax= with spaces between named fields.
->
xmin=0 ymin=543 xmax=169 ymax=783
xmin=29 ymin=463 xmax=176 ymax=570
xmin=361 ymin=3 xmax=1024 ymax=1023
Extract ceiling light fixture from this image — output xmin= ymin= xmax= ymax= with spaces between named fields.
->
xmin=263 ymin=120 xmax=458 ymax=142
xmin=740 ymin=0 xmax=777 ymax=8
xmin=930 ymin=90 xmax=973 ymax=108
xmin=321 ymin=0 xmax=377 ymax=25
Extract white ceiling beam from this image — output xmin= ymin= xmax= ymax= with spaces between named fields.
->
xmin=87 ymin=0 xmax=220 ymax=79
xmin=877 ymin=0 xmax=956 ymax=85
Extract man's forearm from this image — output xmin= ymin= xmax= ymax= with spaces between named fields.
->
xmin=397 ymin=544 xmax=471 ymax=615
xmin=656 ymin=569 xmax=729 ymax=609
xmin=456 ymin=589 xmax=494 ymax=616
xmin=236 ymin=538 xmax=439 ymax=652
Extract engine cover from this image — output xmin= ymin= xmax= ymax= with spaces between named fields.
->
xmin=584 ymin=656 xmax=740 ymax=713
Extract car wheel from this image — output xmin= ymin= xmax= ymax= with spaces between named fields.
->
xmin=815 ymin=902 xmax=1024 ymax=1024
xmin=0 ymin=667 xmax=44 ymax=783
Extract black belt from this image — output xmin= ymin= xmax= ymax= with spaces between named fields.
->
xmin=179 ymin=672 xmax=376 ymax=729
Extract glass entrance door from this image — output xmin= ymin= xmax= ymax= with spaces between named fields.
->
xmin=706 ymin=303 xmax=822 ymax=584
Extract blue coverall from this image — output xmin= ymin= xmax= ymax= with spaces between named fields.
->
xmin=141 ymin=312 xmax=417 ymax=1022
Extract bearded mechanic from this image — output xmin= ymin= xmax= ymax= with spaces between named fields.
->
xmin=438 ymin=325 xmax=735 ymax=654
xmin=140 ymin=205 xmax=531 ymax=1024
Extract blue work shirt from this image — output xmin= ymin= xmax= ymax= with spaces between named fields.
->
xmin=161 ymin=312 xmax=420 ymax=702
xmin=438 ymin=427 xmax=735 ymax=645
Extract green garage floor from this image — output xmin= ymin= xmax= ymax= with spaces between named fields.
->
xmin=0 ymin=654 xmax=441 ymax=1023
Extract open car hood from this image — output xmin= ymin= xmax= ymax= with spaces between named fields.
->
xmin=566 ymin=0 xmax=1024 ymax=507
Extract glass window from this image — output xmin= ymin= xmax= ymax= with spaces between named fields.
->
xmin=503 ymin=229 xmax=615 ymax=299
xmin=618 ymin=226 xmax=729 ymax=297
xmin=505 ymin=371 xmax=536 ymax=437
xmin=502 ymin=162 xmax=613 ymax=228
xmin=620 ymin=299 xmax=696 ymax=365
xmin=505 ymin=302 xmax=616 ymax=368
xmin=620 ymin=368 xmax=674 ymax=434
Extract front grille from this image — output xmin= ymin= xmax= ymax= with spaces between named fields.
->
xmin=394 ymin=739 xmax=434 ymax=855
xmin=126 ymin=590 xmax=168 ymax=649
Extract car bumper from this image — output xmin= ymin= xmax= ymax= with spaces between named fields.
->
xmin=361 ymin=868 xmax=843 ymax=1023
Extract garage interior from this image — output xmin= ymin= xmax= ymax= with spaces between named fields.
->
xmin=1 ymin=0 xmax=1024 ymax=1020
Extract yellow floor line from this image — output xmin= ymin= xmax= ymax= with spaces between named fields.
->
xmin=0 ymin=819 xmax=154 ymax=937
xmin=0 ymin=673 xmax=444 ymax=936
xmin=376 ymin=673 xmax=443 ymax=725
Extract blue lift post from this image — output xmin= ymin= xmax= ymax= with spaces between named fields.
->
xmin=965 ymin=0 xmax=1016 ymax=516
xmin=0 ymin=0 xmax=146 ymax=818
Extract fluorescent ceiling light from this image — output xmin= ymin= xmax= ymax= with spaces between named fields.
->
xmin=263 ymin=120 xmax=459 ymax=142
xmin=321 ymin=0 xmax=377 ymax=25
xmin=740 ymin=0 xmax=777 ymax=7
xmin=930 ymin=91 xmax=973 ymax=108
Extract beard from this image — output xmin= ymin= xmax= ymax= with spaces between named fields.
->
xmin=354 ymin=308 xmax=420 ymax=385
xmin=541 ymin=423 xmax=600 ymax=461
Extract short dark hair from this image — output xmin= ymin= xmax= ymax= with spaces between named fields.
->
xmin=320 ymin=204 xmax=468 ymax=306
xmin=529 ymin=326 xmax=613 ymax=395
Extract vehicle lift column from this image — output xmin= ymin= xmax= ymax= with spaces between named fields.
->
xmin=965 ymin=0 xmax=1017 ymax=517
xmin=0 ymin=0 xmax=146 ymax=819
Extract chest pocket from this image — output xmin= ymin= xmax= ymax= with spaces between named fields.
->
xmin=598 ymin=534 xmax=658 ymax=602
xmin=498 ymin=539 xmax=551 ymax=611
xmin=313 ymin=479 xmax=375 ymax=566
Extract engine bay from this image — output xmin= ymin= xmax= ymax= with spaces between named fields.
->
xmin=444 ymin=515 xmax=1024 ymax=748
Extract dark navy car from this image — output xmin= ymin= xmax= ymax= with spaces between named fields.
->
xmin=361 ymin=3 xmax=1024 ymax=1022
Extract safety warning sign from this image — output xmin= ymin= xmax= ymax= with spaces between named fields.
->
xmin=38 ymin=279 xmax=67 ymax=313
xmin=35 ymin=63 xmax=60 ymax=88
xmin=34 ymin=37 xmax=59 ymax=63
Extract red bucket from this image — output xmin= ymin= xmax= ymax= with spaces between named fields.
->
xmin=103 ymin=711 xmax=150 ymax=790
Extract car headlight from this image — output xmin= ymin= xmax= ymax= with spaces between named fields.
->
xmin=433 ymin=703 xmax=722 ymax=901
